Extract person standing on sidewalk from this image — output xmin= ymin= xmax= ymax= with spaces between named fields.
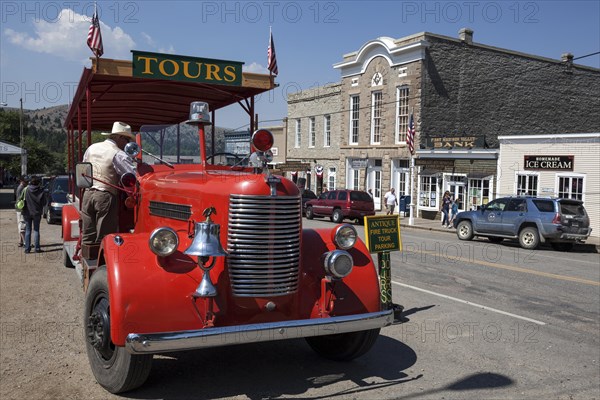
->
xmin=22 ymin=175 xmax=46 ymax=253
xmin=449 ymin=196 xmax=460 ymax=228
xmin=384 ymin=187 xmax=398 ymax=215
xmin=441 ymin=191 xmax=452 ymax=227
xmin=15 ymin=176 xmax=28 ymax=247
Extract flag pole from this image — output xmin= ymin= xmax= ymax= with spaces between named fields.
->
xmin=268 ymin=26 xmax=272 ymax=78
xmin=409 ymin=108 xmax=415 ymax=226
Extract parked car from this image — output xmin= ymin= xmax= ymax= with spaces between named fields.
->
xmin=301 ymin=189 xmax=317 ymax=216
xmin=453 ymin=196 xmax=592 ymax=251
xmin=305 ymin=189 xmax=375 ymax=223
xmin=43 ymin=175 xmax=69 ymax=224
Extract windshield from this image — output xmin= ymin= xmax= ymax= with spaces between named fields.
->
xmin=51 ymin=178 xmax=68 ymax=193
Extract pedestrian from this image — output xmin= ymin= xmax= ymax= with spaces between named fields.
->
xmin=384 ymin=187 xmax=398 ymax=215
xmin=441 ymin=191 xmax=452 ymax=227
xmin=81 ymin=121 xmax=136 ymax=248
xmin=15 ymin=176 xmax=28 ymax=247
xmin=22 ymin=175 xmax=46 ymax=253
xmin=368 ymin=188 xmax=373 ymax=198
xmin=449 ymin=196 xmax=460 ymax=228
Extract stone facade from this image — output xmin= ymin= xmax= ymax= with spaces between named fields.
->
xmin=287 ymin=29 xmax=600 ymax=216
xmin=286 ymin=83 xmax=342 ymax=193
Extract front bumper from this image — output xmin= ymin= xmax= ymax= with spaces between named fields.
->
xmin=126 ymin=310 xmax=393 ymax=354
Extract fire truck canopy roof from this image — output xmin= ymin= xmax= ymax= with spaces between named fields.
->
xmin=64 ymin=57 xmax=275 ymax=131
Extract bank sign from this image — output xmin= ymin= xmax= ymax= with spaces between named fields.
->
xmin=132 ymin=51 xmax=243 ymax=86
xmin=524 ymin=155 xmax=574 ymax=171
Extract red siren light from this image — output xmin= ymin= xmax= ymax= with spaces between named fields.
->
xmin=251 ymin=129 xmax=274 ymax=152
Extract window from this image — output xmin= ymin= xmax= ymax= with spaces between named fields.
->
xmin=371 ymin=91 xmax=382 ymax=144
xmin=338 ymin=191 xmax=348 ymax=201
xmin=557 ymin=175 xmax=584 ymax=201
xmin=506 ymin=199 xmax=527 ymax=212
xmin=485 ymin=198 xmax=507 ymax=211
xmin=353 ymin=170 xmax=360 ymax=191
xmin=516 ymin=173 xmax=538 ymax=196
xmin=309 ymin=117 xmax=315 ymax=148
xmin=349 ymin=95 xmax=360 ymax=145
xmin=324 ymin=115 xmax=331 ymax=147
xmin=419 ymin=175 xmax=437 ymax=208
xmin=468 ymin=178 xmax=492 ymax=209
xmin=328 ymin=167 xmax=336 ymax=191
xmin=295 ymin=119 xmax=301 ymax=148
xmin=532 ymin=199 xmax=555 ymax=212
xmin=396 ymin=87 xmax=409 ymax=143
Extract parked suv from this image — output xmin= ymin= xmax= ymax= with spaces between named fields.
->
xmin=305 ymin=189 xmax=375 ymax=223
xmin=453 ymin=196 xmax=591 ymax=251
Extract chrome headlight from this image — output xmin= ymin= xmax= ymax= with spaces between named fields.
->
xmin=323 ymin=250 xmax=354 ymax=279
xmin=149 ymin=227 xmax=179 ymax=257
xmin=332 ymin=224 xmax=357 ymax=250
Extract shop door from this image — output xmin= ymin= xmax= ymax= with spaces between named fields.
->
xmin=448 ymin=183 xmax=466 ymax=211
xmin=368 ymin=169 xmax=382 ymax=210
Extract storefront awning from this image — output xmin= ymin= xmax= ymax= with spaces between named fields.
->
xmin=467 ymin=172 xmax=494 ymax=179
xmin=420 ymin=169 xmax=441 ymax=176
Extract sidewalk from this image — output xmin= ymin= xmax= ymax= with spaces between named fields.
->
xmin=387 ymin=211 xmax=600 ymax=251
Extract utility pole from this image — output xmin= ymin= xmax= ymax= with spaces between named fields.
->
xmin=20 ymin=98 xmax=26 ymax=176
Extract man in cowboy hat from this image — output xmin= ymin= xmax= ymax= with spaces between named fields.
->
xmin=81 ymin=121 xmax=136 ymax=249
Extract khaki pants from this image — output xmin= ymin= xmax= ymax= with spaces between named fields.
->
xmin=81 ymin=189 xmax=118 ymax=245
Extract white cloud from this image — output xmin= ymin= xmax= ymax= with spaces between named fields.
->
xmin=243 ymin=62 xmax=268 ymax=74
xmin=4 ymin=9 xmax=135 ymax=62
xmin=140 ymin=32 xmax=175 ymax=54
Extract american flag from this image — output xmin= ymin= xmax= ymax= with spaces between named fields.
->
xmin=407 ymin=112 xmax=415 ymax=155
xmin=268 ymin=29 xmax=278 ymax=76
xmin=87 ymin=8 xmax=103 ymax=57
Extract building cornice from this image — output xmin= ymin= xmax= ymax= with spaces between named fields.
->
xmin=416 ymin=149 xmax=499 ymax=160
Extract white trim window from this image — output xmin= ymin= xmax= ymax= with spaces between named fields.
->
xmin=323 ymin=115 xmax=331 ymax=147
xmin=396 ymin=87 xmax=409 ymax=143
xmin=556 ymin=174 xmax=585 ymax=201
xmin=468 ymin=178 xmax=492 ymax=209
xmin=515 ymin=172 xmax=539 ymax=196
xmin=327 ymin=167 xmax=337 ymax=191
xmin=295 ymin=119 xmax=301 ymax=148
xmin=349 ymin=95 xmax=360 ymax=145
xmin=371 ymin=91 xmax=382 ymax=145
xmin=309 ymin=117 xmax=315 ymax=148
xmin=352 ymin=169 xmax=360 ymax=191
xmin=419 ymin=175 xmax=438 ymax=209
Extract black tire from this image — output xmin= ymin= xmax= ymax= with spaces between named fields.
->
xmin=456 ymin=220 xmax=474 ymax=241
xmin=64 ymin=248 xmax=74 ymax=268
xmin=46 ymin=211 xmax=53 ymax=224
xmin=488 ymin=237 xmax=504 ymax=243
xmin=306 ymin=328 xmax=380 ymax=361
xmin=306 ymin=206 xmax=314 ymax=220
xmin=332 ymin=209 xmax=344 ymax=223
xmin=84 ymin=267 xmax=152 ymax=393
xmin=519 ymin=227 xmax=540 ymax=250
xmin=551 ymin=242 xmax=574 ymax=252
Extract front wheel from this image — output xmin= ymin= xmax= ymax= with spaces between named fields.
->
xmin=84 ymin=267 xmax=153 ymax=393
xmin=456 ymin=221 xmax=474 ymax=241
xmin=332 ymin=209 xmax=344 ymax=223
xmin=306 ymin=329 xmax=380 ymax=361
xmin=306 ymin=206 xmax=314 ymax=220
xmin=519 ymin=227 xmax=540 ymax=250
xmin=46 ymin=211 xmax=53 ymax=224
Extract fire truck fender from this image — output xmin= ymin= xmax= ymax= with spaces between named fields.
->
xmin=62 ymin=204 xmax=79 ymax=241
xmin=99 ymin=233 xmax=202 ymax=347
xmin=299 ymin=229 xmax=381 ymax=315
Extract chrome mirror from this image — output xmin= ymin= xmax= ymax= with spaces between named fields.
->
xmin=124 ymin=142 xmax=140 ymax=158
xmin=75 ymin=162 xmax=93 ymax=188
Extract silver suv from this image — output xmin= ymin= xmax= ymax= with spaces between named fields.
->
xmin=453 ymin=197 xmax=592 ymax=251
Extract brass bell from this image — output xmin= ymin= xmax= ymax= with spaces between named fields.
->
xmin=184 ymin=222 xmax=228 ymax=257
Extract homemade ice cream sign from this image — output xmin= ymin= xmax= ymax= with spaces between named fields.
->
xmin=132 ymin=50 xmax=243 ymax=86
xmin=364 ymin=215 xmax=402 ymax=253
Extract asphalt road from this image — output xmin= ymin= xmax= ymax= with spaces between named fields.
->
xmin=1 ymin=211 xmax=598 ymax=399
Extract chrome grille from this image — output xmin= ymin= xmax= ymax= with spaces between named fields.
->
xmin=227 ymin=195 xmax=301 ymax=297
xmin=149 ymin=201 xmax=191 ymax=221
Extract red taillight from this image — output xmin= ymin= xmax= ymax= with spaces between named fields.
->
xmin=121 ymin=173 xmax=137 ymax=188
xmin=251 ymin=129 xmax=274 ymax=152
xmin=552 ymin=213 xmax=561 ymax=224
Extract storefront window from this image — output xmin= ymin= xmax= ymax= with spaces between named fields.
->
xmin=419 ymin=175 xmax=437 ymax=208
xmin=327 ymin=167 xmax=336 ymax=190
xmin=468 ymin=178 xmax=491 ymax=209
xmin=557 ymin=175 xmax=584 ymax=201
xmin=516 ymin=173 xmax=538 ymax=196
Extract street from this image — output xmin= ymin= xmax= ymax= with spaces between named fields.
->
xmin=1 ymin=210 xmax=598 ymax=399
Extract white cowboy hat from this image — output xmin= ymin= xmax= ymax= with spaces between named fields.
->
xmin=102 ymin=121 xmax=135 ymax=141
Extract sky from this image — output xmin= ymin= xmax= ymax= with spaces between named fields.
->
xmin=1 ymin=0 xmax=599 ymax=130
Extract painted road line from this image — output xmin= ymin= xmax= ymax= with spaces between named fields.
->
xmin=393 ymin=281 xmax=547 ymax=326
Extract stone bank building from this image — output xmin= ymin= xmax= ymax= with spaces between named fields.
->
xmin=286 ymin=29 xmax=600 ymax=217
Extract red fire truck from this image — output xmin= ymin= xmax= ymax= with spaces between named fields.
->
xmin=62 ymin=52 xmax=393 ymax=394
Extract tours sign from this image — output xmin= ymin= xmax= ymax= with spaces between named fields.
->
xmin=364 ymin=215 xmax=402 ymax=253
xmin=132 ymin=50 xmax=243 ymax=86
